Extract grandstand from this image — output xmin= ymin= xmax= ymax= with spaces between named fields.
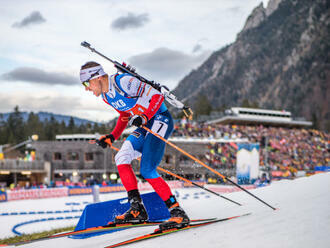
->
xmin=206 ymin=107 xmax=312 ymax=127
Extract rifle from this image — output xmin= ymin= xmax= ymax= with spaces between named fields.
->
xmin=81 ymin=41 xmax=193 ymax=118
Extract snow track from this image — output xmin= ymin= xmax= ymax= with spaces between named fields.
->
xmin=1 ymin=173 xmax=329 ymax=248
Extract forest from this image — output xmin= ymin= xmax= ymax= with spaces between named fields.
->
xmin=0 ymin=106 xmax=110 ymax=147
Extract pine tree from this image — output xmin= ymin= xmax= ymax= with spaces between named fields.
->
xmin=26 ymin=112 xmax=43 ymax=139
xmin=44 ymin=116 xmax=58 ymax=140
xmin=68 ymin=117 xmax=75 ymax=134
xmin=59 ymin=120 xmax=66 ymax=134
xmin=77 ymin=123 xmax=87 ymax=133
xmin=86 ymin=122 xmax=93 ymax=133
xmin=7 ymin=106 xmax=25 ymax=144
xmin=0 ymin=114 xmax=6 ymax=145
xmin=92 ymin=123 xmax=99 ymax=133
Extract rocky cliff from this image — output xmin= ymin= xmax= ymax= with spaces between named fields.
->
xmin=173 ymin=0 xmax=329 ymax=130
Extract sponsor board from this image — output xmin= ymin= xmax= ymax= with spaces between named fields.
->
xmin=68 ymin=185 xmax=126 ymax=196
xmin=237 ymin=143 xmax=260 ymax=184
xmin=7 ymin=188 xmax=68 ymax=201
xmin=99 ymin=185 xmax=125 ymax=193
xmin=138 ymin=181 xmax=183 ymax=191
xmin=68 ymin=187 xmax=92 ymax=196
xmin=183 ymin=181 xmax=206 ymax=187
xmin=4 ymin=181 xmax=184 ymax=201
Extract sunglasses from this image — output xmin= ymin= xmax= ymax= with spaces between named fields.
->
xmin=82 ymin=69 xmax=101 ymax=87
xmin=82 ymin=81 xmax=90 ymax=87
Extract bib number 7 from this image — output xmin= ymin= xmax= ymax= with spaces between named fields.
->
xmin=151 ymin=120 xmax=168 ymax=137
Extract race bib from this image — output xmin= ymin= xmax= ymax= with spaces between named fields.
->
xmin=151 ymin=120 xmax=168 ymax=137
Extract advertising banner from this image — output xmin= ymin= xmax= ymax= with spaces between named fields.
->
xmin=7 ymin=187 xmax=68 ymax=201
xmin=69 ymin=181 xmax=183 ymax=196
xmin=236 ymin=143 xmax=259 ymax=184
xmin=3 ymin=181 xmax=184 ymax=201
xmin=68 ymin=187 xmax=92 ymax=196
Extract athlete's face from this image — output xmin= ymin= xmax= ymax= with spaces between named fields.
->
xmin=84 ymin=77 xmax=103 ymax=97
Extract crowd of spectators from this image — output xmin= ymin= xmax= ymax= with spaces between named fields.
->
xmin=173 ymin=117 xmax=244 ymax=140
xmin=173 ymin=118 xmax=329 ymax=174
xmin=2 ymin=118 xmax=329 ymax=190
xmin=205 ymin=142 xmax=237 ymax=170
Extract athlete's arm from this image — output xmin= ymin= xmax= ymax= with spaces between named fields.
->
xmin=111 ymin=110 xmax=130 ymax=140
xmin=143 ymin=94 xmax=164 ymax=120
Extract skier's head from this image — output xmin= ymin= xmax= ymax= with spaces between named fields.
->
xmin=80 ymin=61 xmax=109 ymax=97
xmin=80 ymin=61 xmax=107 ymax=87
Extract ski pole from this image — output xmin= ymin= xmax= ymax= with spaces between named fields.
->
xmin=142 ymin=126 xmax=277 ymax=211
xmin=157 ymin=167 xmax=241 ymax=206
xmin=107 ymin=143 xmax=241 ymax=206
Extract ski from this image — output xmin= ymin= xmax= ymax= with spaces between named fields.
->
xmin=104 ymin=213 xmax=251 ymax=248
xmin=4 ymin=218 xmax=215 ymax=246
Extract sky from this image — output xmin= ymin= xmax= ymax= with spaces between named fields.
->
xmin=0 ymin=0 xmax=270 ymax=123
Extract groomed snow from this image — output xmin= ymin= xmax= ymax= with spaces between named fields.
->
xmin=1 ymin=172 xmax=330 ymax=248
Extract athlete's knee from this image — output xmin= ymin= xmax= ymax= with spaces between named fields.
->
xmin=115 ymin=141 xmax=137 ymax=165
xmin=115 ymin=153 xmax=132 ymax=165
xmin=140 ymin=167 xmax=160 ymax=179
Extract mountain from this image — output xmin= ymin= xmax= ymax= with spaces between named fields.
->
xmin=173 ymin=0 xmax=329 ymax=130
xmin=0 ymin=111 xmax=99 ymax=126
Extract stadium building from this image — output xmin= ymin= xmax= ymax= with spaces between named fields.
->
xmin=205 ymin=107 xmax=312 ymax=128
xmin=0 ymin=107 xmax=319 ymax=188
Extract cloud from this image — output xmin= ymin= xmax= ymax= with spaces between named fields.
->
xmin=111 ymin=12 xmax=149 ymax=30
xmin=1 ymin=67 xmax=80 ymax=86
xmin=128 ymin=47 xmax=211 ymax=84
xmin=228 ymin=6 xmax=241 ymax=13
xmin=12 ymin=11 xmax=46 ymax=28
xmin=0 ymin=92 xmax=117 ymax=123
xmin=0 ymin=92 xmax=79 ymax=113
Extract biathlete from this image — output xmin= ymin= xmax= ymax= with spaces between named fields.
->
xmin=80 ymin=61 xmax=189 ymax=230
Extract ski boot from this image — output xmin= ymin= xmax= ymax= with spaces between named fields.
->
xmin=114 ymin=190 xmax=148 ymax=224
xmin=159 ymin=195 xmax=190 ymax=230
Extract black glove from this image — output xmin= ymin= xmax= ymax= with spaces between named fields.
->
xmin=96 ymin=134 xmax=115 ymax=148
xmin=128 ymin=114 xmax=148 ymax=127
